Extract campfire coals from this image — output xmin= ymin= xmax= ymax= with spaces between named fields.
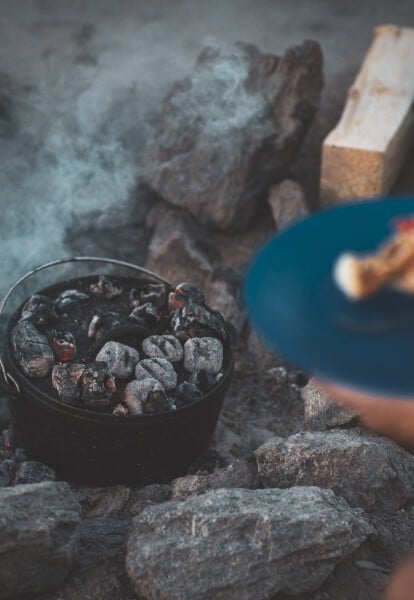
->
xmin=90 ymin=275 xmax=123 ymax=299
xmin=11 ymin=277 xmax=229 ymax=415
xmin=55 ymin=289 xmax=89 ymax=314
xmin=96 ymin=341 xmax=139 ymax=379
xmin=12 ymin=321 xmax=55 ymax=378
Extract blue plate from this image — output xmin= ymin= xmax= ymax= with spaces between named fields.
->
xmin=244 ymin=198 xmax=414 ymax=399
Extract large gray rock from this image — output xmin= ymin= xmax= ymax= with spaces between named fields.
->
xmin=142 ymin=41 xmax=323 ymax=231
xmin=146 ymin=209 xmax=213 ymax=289
xmin=255 ymin=430 xmax=414 ymax=511
xmin=0 ymin=481 xmax=81 ymax=598
xmin=126 ymin=487 xmax=372 ymax=599
xmin=302 ymin=378 xmax=358 ymax=431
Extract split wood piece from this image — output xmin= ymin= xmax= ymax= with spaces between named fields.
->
xmin=321 ymin=25 xmax=414 ymax=205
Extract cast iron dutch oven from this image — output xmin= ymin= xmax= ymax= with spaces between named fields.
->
xmin=0 ymin=257 xmax=235 ymax=485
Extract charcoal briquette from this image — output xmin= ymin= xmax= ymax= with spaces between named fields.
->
xmin=12 ymin=321 xmax=55 ymax=378
xmin=140 ymin=283 xmax=167 ymax=308
xmin=88 ymin=312 xmax=123 ymax=339
xmin=168 ymin=282 xmax=205 ymax=311
xmin=171 ymin=302 xmax=227 ymax=341
xmin=113 ymin=403 xmax=129 ymax=416
xmin=52 ymin=363 xmax=85 ymax=404
xmin=81 ymin=362 xmax=114 ymax=410
xmin=184 ymin=337 xmax=223 ymax=373
xmin=189 ymin=370 xmax=222 ymax=393
xmin=142 ymin=334 xmax=183 ymax=362
xmin=20 ymin=294 xmax=57 ymax=327
xmin=96 ymin=341 xmax=139 ymax=379
xmin=128 ymin=302 xmax=160 ymax=328
xmin=123 ymin=378 xmax=171 ymax=415
xmin=48 ymin=330 xmax=77 ymax=362
xmin=90 ymin=275 xmax=123 ymax=299
xmin=135 ymin=357 xmax=177 ymax=390
xmin=55 ymin=289 xmax=89 ymax=313
xmin=174 ymin=381 xmax=203 ymax=407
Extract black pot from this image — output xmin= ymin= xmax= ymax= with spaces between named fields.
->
xmin=0 ymin=257 xmax=234 ymax=485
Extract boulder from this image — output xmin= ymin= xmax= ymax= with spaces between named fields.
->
xmin=142 ymin=41 xmax=323 ymax=231
xmin=126 ymin=487 xmax=372 ymax=598
xmin=0 ymin=482 xmax=81 ymax=598
xmin=255 ymin=429 xmax=414 ymax=511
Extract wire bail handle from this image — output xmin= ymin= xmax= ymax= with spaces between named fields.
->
xmin=0 ymin=256 xmax=172 ymax=396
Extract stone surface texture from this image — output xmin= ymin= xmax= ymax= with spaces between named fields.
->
xmin=126 ymin=487 xmax=372 ymax=599
xmin=146 ymin=209 xmax=213 ymax=289
xmin=267 ymin=179 xmax=309 ymax=229
xmin=255 ymin=429 xmax=414 ymax=511
xmin=0 ymin=482 xmax=81 ymax=598
xmin=171 ymin=459 xmax=260 ymax=499
xmin=142 ymin=41 xmax=323 ymax=231
xmin=302 ymin=378 xmax=359 ymax=431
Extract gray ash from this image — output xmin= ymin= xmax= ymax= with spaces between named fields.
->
xmin=81 ymin=362 xmax=115 ymax=410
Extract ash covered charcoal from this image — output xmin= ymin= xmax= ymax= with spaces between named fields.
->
xmin=20 ymin=294 xmax=57 ymax=327
xmin=113 ymin=403 xmax=129 ymax=416
xmin=135 ymin=358 xmax=177 ymax=390
xmin=12 ymin=321 xmax=54 ymax=378
xmin=48 ymin=330 xmax=77 ymax=362
xmin=142 ymin=334 xmax=183 ymax=363
xmin=128 ymin=302 xmax=160 ymax=328
xmin=52 ymin=363 xmax=85 ymax=404
xmin=174 ymin=381 xmax=203 ymax=408
xmin=168 ymin=282 xmax=205 ymax=311
xmin=124 ymin=378 xmax=173 ymax=415
xmin=88 ymin=312 xmax=123 ymax=339
xmin=81 ymin=362 xmax=115 ymax=410
xmin=0 ymin=459 xmax=15 ymax=486
xmin=96 ymin=341 xmax=139 ymax=379
xmin=140 ymin=284 xmax=168 ymax=308
xmin=171 ymin=302 xmax=227 ymax=342
xmin=184 ymin=337 xmax=223 ymax=373
xmin=189 ymin=370 xmax=223 ymax=393
xmin=14 ymin=460 xmax=55 ymax=485
xmin=89 ymin=275 xmax=123 ymax=299
xmin=55 ymin=289 xmax=89 ymax=314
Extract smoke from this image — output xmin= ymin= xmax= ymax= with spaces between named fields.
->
xmin=0 ymin=0 xmax=412 ymax=307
